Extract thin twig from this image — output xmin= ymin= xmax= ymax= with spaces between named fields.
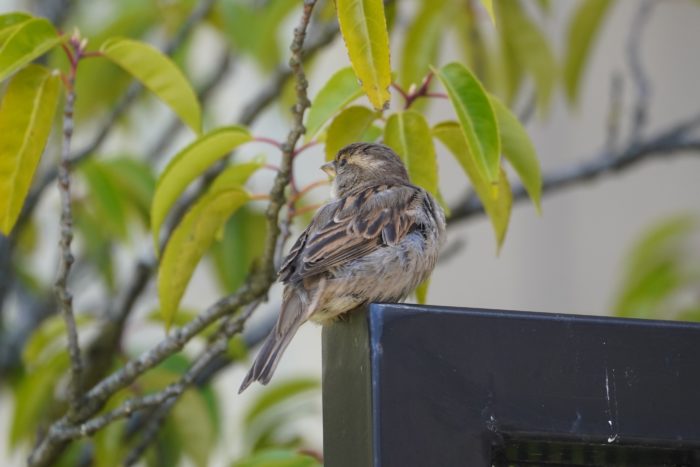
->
xmin=292 ymin=203 xmax=323 ymax=218
xmin=289 ymin=179 xmax=330 ymax=203
xmin=54 ymin=36 xmax=85 ymax=412
xmin=626 ymin=0 xmax=655 ymax=144
xmin=605 ymin=73 xmax=624 ymax=154
xmin=259 ymin=0 xmax=316 ymax=284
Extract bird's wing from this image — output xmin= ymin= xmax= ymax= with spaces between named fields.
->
xmin=280 ymin=184 xmax=426 ymax=283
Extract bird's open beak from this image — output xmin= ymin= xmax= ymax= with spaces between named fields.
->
xmin=321 ymin=161 xmax=336 ymax=177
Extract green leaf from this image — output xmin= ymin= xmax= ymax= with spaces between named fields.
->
xmin=103 ymin=157 xmax=156 ymax=224
xmin=80 ymin=161 xmax=129 ymax=239
xmin=158 ymin=168 xmax=251 ymax=328
xmin=496 ymin=7 xmax=524 ymax=105
xmin=0 ymin=64 xmax=61 ymax=234
xmin=147 ymin=308 xmax=200 ymax=330
xmin=434 ymin=121 xmax=512 ymax=248
xmin=497 ymin=0 xmax=557 ymax=113
xmin=151 ymin=126 xmax=251 ymax=251
xmin=564 ymin=0 xmax=614 ymax=105
xmin=362 ymin=124 xmax=382 ymax=143
xmin=220 ymin=0 xmax=298 ymax=71
xmin=244 ymin=378 xmax=320 ymax=428
xmin=145 ymin=420 xmax=183 ymax=467
xmin=71 ymin=4 xmax=158 ymax=119
xmin=0 ymin=12 xmax=31 ymax=34
xmin=434 ymin=62 xmax=500 ymax=185
xmin=233 ymin=450 xmax=321 ymax=467
xmin=536 ymin=0 xmax=552 ymax=13
xmin=172 ymin=390 xmax=217 ymax=467
xmin=415 ymin=279 xmax=430 ymax=305
xmin=0 ymin=18 xmax=62 ymax=82
xmin=336 ymin=0 xmax=392 ymax=110
xmin=614 ymin=215 xmax=698 ymax=319
xmin=305 ymin=67 xmax=363 ymax=141
xmin=227 ymin=334 xmax=249 ymax=360
xmin=93 ymin=423 xmax=127 ymax=467
xmin=452 ymin=6 xmax=497 ymax=90
xmin=243 ymin=378 xmax=320 ymax=451
xmin=399 ymin=0 xmax=445 ymax=89
xmin=479 ymin=0 xmax=496 ymax=24
xmin=22 ymin=314 xmax=92 ymax=368
xmin=211 ymin=206 xmax=267 ymax=293
xmin=324 ymin=106 xmax=378 ymax=161
xmin=75 ymin=205 xmax=116 ymax=290
xmin=384 ymin=110 xmax=439 ymax=196
xmin=677 ymin=307 xmax=700 ymax=323
xmin=100 ymin=37 xmax=201 ymax=133
xmin=489 ymin=95 xmax=542 ymax=212
xmin=11 ymin=352 xmax=69 ymax=447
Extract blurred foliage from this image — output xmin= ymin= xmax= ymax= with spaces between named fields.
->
xmin=243 ymin=378 xmax=321 ymax=453
xmin=614 ymin=215 xmax=700 ymax=321
xmin=233 ymin=449 xmax=322 ymax=467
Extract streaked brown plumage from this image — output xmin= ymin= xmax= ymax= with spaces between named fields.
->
xmin=239 ymin=143 xmax=445 ymax=393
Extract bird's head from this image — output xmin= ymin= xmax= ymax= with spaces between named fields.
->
xmin=321 ymin=143 xmax=409 ymax=198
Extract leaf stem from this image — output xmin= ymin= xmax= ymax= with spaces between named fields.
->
xmin=391 ymin=82 xmax=409 ymax=101
xmin=292 ymin=140 xmax=320 ymax=158
xmin=253 ymin=136 xmax=283 ymax=148
xmin=401 ymin=72 xmax=443 ymax=109
xmin=289 ymin=179 xmax=330 ymax=203
xmin=292 ymin=203 xmax=323 ymax=217
xmin=80 ymin=51 xmax=103 ymax=59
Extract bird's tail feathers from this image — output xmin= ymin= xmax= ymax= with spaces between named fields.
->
xmin=238 ymin=292 xmax=306 ymax=393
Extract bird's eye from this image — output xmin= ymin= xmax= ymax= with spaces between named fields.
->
xmin=339 ymin=159 xmax=347 ymax=167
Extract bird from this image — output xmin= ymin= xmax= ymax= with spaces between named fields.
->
xmin=238 ymin=142 xmax=446 ymax=393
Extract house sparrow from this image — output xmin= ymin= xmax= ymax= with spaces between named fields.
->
xmin=239 ymin=143 xmax=445 ymax=393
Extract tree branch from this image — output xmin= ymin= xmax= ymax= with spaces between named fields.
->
xmin=76 ymin=16 xmax=339 ymax=404
xmin=122 ymin=300 xmax=260 ymax=466
xmin=50 ymin=301 xmax=259 ymax=445
xmin=28 ymin=1 xmax=319 ymax=463
xmin=77 ymin=3 xmax=340 ymax=433
xmin=448 ymin=113 xmax=700 ymax=224
xmin=54 ymin=37 xmax=84 ymax=412
xmin=156 ymin=16 xmax=339 ymax=263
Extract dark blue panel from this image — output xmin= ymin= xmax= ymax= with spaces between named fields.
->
xmin=322 ymin=305 xmax=700 ymax=467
